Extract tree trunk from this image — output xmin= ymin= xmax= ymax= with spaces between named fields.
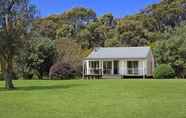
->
xmin=4 ymin=72 xmax=14 ymax=89
xmin=4 ymin=59 xmax=15 ymax=89
xmin=1 ymin=59 xmax=5 ymax=73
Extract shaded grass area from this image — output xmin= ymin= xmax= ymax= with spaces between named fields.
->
xmin=0 ymin=80 xmax=186 ymax=118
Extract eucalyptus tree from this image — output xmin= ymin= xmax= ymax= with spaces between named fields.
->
xmin=0 ymin=0 xmax=37 ymax=89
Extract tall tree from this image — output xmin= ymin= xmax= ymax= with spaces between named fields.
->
xmin=154 ymin=22 xmax=186 ymax=78
xmin=0 ymin=0 xmax=36 ymax=89
xmin=55 ymin=39 xmax=91 ymax=74
xmin=16 ymin=32 xmax=56 ymax=80
xmin=77 ymin=21 xmax=106 ymax=48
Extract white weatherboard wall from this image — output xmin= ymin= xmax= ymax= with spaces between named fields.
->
xmin=138 ymin=60 xmax=143 ymax=75
xmin=138 ymin=60 xmax=147 ymax=75
xmin=119 ymin=60 xmax=123 ymax=75
xmin=146 ymin=52 xmax=154 ymax=76
xmin=119 ymin=60 xmax=127 ymax=75
xmin=144 ymin=59 xmax=148 ymax=75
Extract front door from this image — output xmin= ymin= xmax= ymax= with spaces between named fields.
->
xmin=114 ymin=61 xmax=119 ymax=75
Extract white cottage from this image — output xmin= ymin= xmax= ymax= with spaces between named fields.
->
xmin=82 ymin=47 xmax=154 ymax=79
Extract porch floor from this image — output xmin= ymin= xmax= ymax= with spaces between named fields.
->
xmin=83 ymin=75 xmax=153 ymax=79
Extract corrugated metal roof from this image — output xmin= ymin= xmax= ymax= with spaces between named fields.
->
xmin=86 ymin=47 xmax=151 ymax=59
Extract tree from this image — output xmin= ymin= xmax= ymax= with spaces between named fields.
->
xmin=56 ymin=24 xmax=75 ymax=39
xmin=142 ymin=0 xmax=186 ymax=32
xmin=62 ymin=7 xmax=96 ymax=32
xmin=0 ymin=0 xmax=36 ymax=89
xmin=34 ymin=7 xmax=97 ymax=41
xmin=77 ymin=21 xmax=106 ymax=48
xmin=33 ymin=19 xmax=58 ymax=40
xmin=16 ymin=32 xmax=56 ymax=79
xmin=154 ymin=22 xmax=186 ymax=78
xmin=116 ymin=19 xmax=149 ymax=46
xmin=55 ymin=39 xmax=91 ymax=74
xmin=98 ymin=13 xmax=116 ymax=28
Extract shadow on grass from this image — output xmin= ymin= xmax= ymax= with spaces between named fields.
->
xmin=0 ymin=84 xmax=86 ymax=91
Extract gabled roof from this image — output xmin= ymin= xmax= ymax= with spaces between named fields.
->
xmin=86 ymin=47 xmax=151 ymax=59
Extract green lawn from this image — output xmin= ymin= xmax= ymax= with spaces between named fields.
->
xmin=0 ymin=80 xmax=186 ymax=118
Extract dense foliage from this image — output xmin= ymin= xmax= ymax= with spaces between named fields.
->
xmin=32 ymin=0 xmax=186 ymax=78
xmin=154 ymin=64 xmax=176 ymax=79
xmin=33 ymin=0 xmax=186 ymax=48
xmin=1 ymin=0 xmax=186 ymax=85
xmin=154 ymin=22 xmax=186 ymax=78
xmin=16 ymin=32 xmax=56 ymax=79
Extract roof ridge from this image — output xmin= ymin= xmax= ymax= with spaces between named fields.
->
xmin=95 ymin=47 xmax=150 ymax=48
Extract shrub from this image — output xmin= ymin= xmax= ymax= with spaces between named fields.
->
xmin=154 ymin=64 xmax=176 ymax=79
xmin=0 ymin=73 xmax=3 ymax=80
xmin=23 ymin=72 xmax=34 ymax=80
xmin=49 ymin=63 xmax=76 ymax=80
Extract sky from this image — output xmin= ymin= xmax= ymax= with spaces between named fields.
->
xmin=31 ymin=0 xmax=160 ymax=18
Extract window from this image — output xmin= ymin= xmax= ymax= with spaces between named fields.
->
xmin=89 ymin=61 xmax=99 ymax=69
xmin=127 ymin=61 xmax=139 ymax=75
xmin=103 ymin=61 xmax=112 ymax=75
xmin=89 ymin=61 xmax=100 ymax=75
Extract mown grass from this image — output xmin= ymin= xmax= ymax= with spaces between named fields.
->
xmin=0 ymin=79 xmax=186 ymax=118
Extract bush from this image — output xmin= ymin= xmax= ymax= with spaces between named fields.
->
xmin=154 ymin=64 xmax=176 ymax=79
xmin=49 ymin=63 xmax=76 ymax=80
xmin=23 ymin=72 xmax=34 ymax=80
xmin=0 ymin=73 xmax=3 ymax=80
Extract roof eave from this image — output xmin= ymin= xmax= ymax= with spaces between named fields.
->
xmin=84 ymin=57 xmax=147 ymax=60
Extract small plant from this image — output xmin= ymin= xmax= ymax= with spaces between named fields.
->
xmin=154 ymin=64 xmax=176 ymax=79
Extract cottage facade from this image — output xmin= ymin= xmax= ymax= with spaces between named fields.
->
xmin=82 ymin=47 xmax=154 ymax=79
